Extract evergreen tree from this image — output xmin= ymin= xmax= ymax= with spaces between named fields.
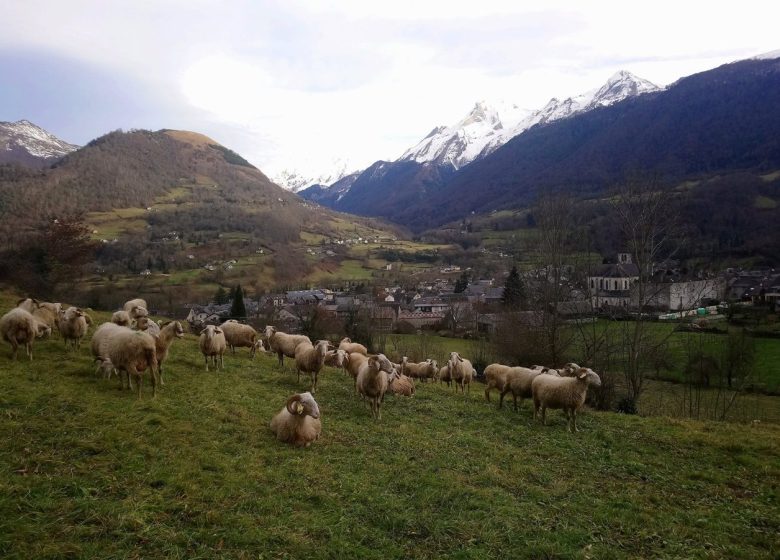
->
xmin=230 ymin=284 xmax=247 ymax=318
xmin=454 ymin=271 xmax=469 ymax=293
xmin=502 ymin=265 xmax=525 ymax=309
xmin=214 ymin=285 xmax=229 ymax=305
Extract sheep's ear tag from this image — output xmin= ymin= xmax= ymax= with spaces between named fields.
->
xmin=295 ymin=403 xmax=304 ymax=414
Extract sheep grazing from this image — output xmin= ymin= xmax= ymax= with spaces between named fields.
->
xmin=324 ymin=348 xmax=349 ymax=373
xmin=111 ymin=310 xmax=132 ymax=327
xmin=483 ymin=363 xmax=512 ymax=406
xmin=338 ymin=337 xmax=368 ymax=356
xmin=154 ymin=321 xmax=185 ymax=385
xmin=91 ymin=322 xmax=125 ymax=363
xmin=294 ymin=340 xmax=331 ymax=393
xmin=199 ymin=325 xmax=226 ymax=371
xmin=1 ymin=308 xmax=50 ymax=360
xmin=270 ymin=392 xmax=322 ymax=447
xmin=57 ymin=306 xmax=89 ymax=349
xmin=356 ymin=353 xmax=395 ymax=420
xmin=219 ymin=320 xmax=262 ymax=358
xmin=502 ymin=367 xmax=560 ymax=412
xmin=532 ymin=367 xmax=602 ymax=432
xmin=264 ymin=326 xmax=311 ymax=368
xmin=107 ymin=329 xmax=159 ymax=399
xmin=123 ymin=298 xmax=149 ymax=320
xmin=448 ymin=352 xmax=474 ymax=394
xmin=388 ymin=372 xmax=415 ymax=397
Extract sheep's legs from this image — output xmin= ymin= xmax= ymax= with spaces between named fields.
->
xmin=26 ymin=341 xmax=33 ymax=361
xmin=540 ymin=406 xmax=547 ymax=426
xmin=484 ymin=387 xmax=491 ymax=402
xmin=570 ymin=409 xmax=579 ymax=433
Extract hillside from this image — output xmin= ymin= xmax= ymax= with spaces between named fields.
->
xmin=0 ymin=128 xmax=412 ymax=296
xmin=0 ymin=302 xmax=778 ymax=558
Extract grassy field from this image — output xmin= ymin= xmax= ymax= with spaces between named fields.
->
xmin=1 ymin=314 xmax=779 ymax=558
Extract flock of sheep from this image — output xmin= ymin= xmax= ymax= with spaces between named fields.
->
xmin=0 ymin=296 xmax=603 ymax=448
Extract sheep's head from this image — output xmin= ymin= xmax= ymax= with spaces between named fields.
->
xmin=264 ymin=325 xmax=276 ymax=339
xmin=202 ymin=325 xmax=220 ymax=339
xmin=561 ymin=363 xmax=580 ymax=376
xmin=173 ymin=322 xmax=185 ymax=338
xmin=341 ymin=337 xmax=351 ymax=344
xmin=315 ymin=340 xmax=330 ymax=355
xmin=17 ymin=298 xmax=40 ymax=312
xmin=134 ymin=316 xmax=150 ymax=331
xmin=430 ymin=360 xmax=438 ymax=371
xmin=131 ymin=305 xmax=149 ymax=318
xmin=448 ymin=351 xmax=463 ymax=369
xmin=576 ymin=368 xmax=601 ymax=387
xmin=253 ymin=339 xmax=265 ymax=352
xmin=369 ymin=353 xmax=394 ymax=375
xmin=35 ymin=323 xmax=52 ymax=338
xmin=286 ymin=392 xmax=320 ymax=419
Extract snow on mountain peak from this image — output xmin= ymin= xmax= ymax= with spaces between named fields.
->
xmin=274 ymin=158 xmax=356 ymax=192
xmin=0 ymin=119 xmax=79 ymax=164
xmin=751 ymin=49 xmax=780 ymax=60
xmin=400 ymin=70 xmax=660 ymax=169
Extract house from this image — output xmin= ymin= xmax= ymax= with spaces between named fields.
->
xmin=413 ymin=297 xmax=451 ymax=314
xmin=588 ymin=253 xmax=639 ymax=308
xmin=286 ymin=290 xmax=326 ymax=305
xmin=397 ymin=310 xmax=444 ymax=329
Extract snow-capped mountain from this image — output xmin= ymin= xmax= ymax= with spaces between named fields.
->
xmin=273 ymin=158 xmax=355 ymax=192
xmin=400 ymin=71 xmax=660 ymax=169
xmin=0 ymin=119 xmax=79 ymax=168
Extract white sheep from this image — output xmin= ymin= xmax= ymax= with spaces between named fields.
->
xmin=355 ymin=353 xmax=395 ymax=420
xmin=338 ymin=337 xmax=368 ymax=355
xmin=483 ymin=363 xmax=512 ymax=405
xmin=345 ymin=352 xmax=369 ymax=392
xmin=57 ymin=306 xmax=89 ymax=349
xmin=401 ymin=357 xmax=438 ymax=382
xmin=264 ymin=325 xmax=311 ymax=367
xmin=219 ymin=320 xmax=262 ymax=358
xmin=111 ymin=310 xmax=132 ymax=327
xmin=154 ymin=321 xmax=185 ymax=385
xmin=0 ymin=307 xmax=50 ymax=360
xmin=107 ymin=329 xmax=159 ymax=399
xmin=94 ymin=357 xmax=117 ymax=380
xmin=123 ymin=298 xmax=149 ymax=320
xmin=448 ymin=352 xmax=474 ymax=394
xmin=294 ymin=340 xmax=331 ymax=393
xmin=199 ymin=325 xmax=226 ymax=371
xmin=388 ymin=371 xmax=415 ymax=397
xmin=439 ymin=364 xmax=452 ymax=387
xmin=532 ymin=367 xmax=602 ymax=432
xmin=502 ymin=367 xmax=561 ymax=412
xmin=17 ymin=299 xmax=62 ymax=333
xmin=269 ymin=392 xmax=322 ymax=447
xmin=324 ymin=348 xmax=349 ymax=373
xmin=91 ymin=322 xmax=131 ymax=384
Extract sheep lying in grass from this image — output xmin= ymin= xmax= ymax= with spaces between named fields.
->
xmin=123 ymin=298 xmax=148 ymax=319
xmin=270 ymin=392 xmax=321 ymax=447
xmin=294 ymin=340 xmax=331 ymax=393
xmin=388 ymin=371 xmax=415 ymax=397
xmin=264 ymin=326 xmax=311 ymax=367
xmin=0 ymin=308 xmax=50 ymax=360
xmin=338 ymin=337 xmax=367 ymax=355
xmin=219 ymin=320 xmax=262 ymax=358
xmin=154 ymin=321 xmax=185 ymax=385
xmin=199 ymin=325 xmax=226 ymax=371
xmin=532 ymin=367 xmax=601 ymax=432
xmin=448 ymin=352 xmax=474 ymax=394
xmin=356 ymin=354 xmax=395 ymax=420
xmin=57 ymin=306 xmax=89 ymax=349
xmin=502 ymin=367 xmax=560 ymax=412
xmin=107 ymin=329 xmax=159 ymax=399
xmin=111 ymin=310 xmax=132 ymax=327
xmin=484 ymin=363 xmax=512 ymax=405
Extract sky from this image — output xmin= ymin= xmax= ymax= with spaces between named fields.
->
xmin=2 ymin=0 xmax=778 ymax=182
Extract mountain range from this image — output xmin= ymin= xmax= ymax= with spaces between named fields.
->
xmin=0 ymin=119 xmax=78 ymax=168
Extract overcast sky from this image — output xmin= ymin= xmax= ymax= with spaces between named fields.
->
xmin=3 ymin=0 xmax=778 ymax=180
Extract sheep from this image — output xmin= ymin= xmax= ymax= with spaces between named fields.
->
xmin=106 ymin=329 xmax=159 ymax=399
xmin=0 ymin=308 xmax=50 ymax=360
xmin=199 ymin=325 xmax=226 ymax=371
xmin=269 ymin=392 xmax=321 ymax=447
xmin=483 ymin=363 xmax=512 ymax=405
xmin=501 ymin=367 xmax=560 ymax=412
xmin=219 ymin=320 xmax=262 ymax=358
xmin=401 ymin=357 xmax=438 ymax=382
xmin=324 ymin=348 xmax=349 ymax=373
xmin=532 ymin=367 xmax=602 ymax=432
xmin=154 ymin=321 xmax=185 ymax=385
xmin=94 ymin=357 xmax=116 ymax=380
xmin=356 ymin=353 xmax=395 ymax=420
xmin=439 ymin=364 xmax=452 ymax=387
xmin=264 ymin=326 xmax=311 ymax=368
xmin=294 ymin=340 xmax=331 ymax=393
xmin=123 ymin=298 xmax=149 ymax=320
xmin=345 ymin=351 xmax=369 ymax=391
xmin=388 ymin=372 xmax=416 ymax=397
xmin=57 ymin=306 xmax=89 ymax=349
xmin=91 ymin=322 xmax=128 ymax=382
xmin=338 ymin=337 xmax=368 ymax=355
xmin=111 ymin=310 xmax=132 ymax=326
xmin=448 ymin=352 xmax=474 ymax=394
xmin=17 ymin=298 xmax=62 ymax=332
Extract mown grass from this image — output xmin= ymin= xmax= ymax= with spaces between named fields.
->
xmin=0 ymin=320 xmax=778 ymax=559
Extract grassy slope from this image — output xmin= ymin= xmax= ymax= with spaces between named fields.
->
xmin=0 ymin=318 xmax=778 ymax=558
